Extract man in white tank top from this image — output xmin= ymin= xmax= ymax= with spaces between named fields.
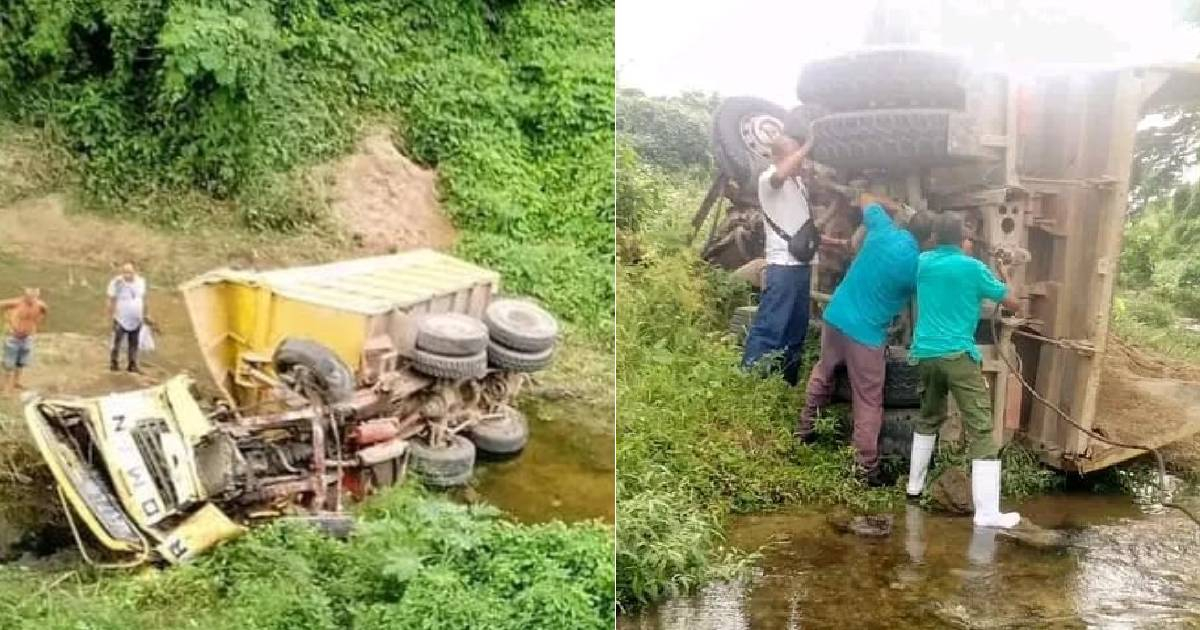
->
xmin=742 ymin=133 xmax=815 ymax=386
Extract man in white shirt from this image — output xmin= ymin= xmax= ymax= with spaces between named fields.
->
xmin=741 ymin=133 xmax=815 ymax=386
xmin=107 ymin=262 xmax=149 ymax=373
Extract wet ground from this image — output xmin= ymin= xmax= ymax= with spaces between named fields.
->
xmin=473 ymin=395 xmax=614 ymax=523
xmin=0 ymin=256 xmax=613 ymax=529
xmin=622 ymin=494 xmax=1200 ymax=629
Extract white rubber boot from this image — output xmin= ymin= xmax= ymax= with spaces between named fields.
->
xmin=905 ymin=433 xmax=936 ymax=498
xmin=971 ymin=459 xmax=1021 ymax=529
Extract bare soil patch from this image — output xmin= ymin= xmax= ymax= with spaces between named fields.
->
xmin=315 ymin=130 xmax=456 ymax=253
xmin=1093 ymin=336 xmax=1200 ymax=451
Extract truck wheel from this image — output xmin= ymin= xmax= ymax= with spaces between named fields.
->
xmin=416 ymin=312 xmax=488 ymax=356
xmin=483 ymin=299 xmax=558 ymax=353
xmin=832 ymin=357 xmax=921 ymax=408
xmin=412 ymin=349 xmax=487 ymax=380
xmin=468 ymin=405 xmax=529 ymax=456
xmin=811 ymin=108 xmax=984 ymax=169
xmin=486 ymin=340 xmax=554 ymax=373
xmin=783 ymin=104 xmax=827 ymax=140
xmin=409 ymin=434 xmax=475 ymax=488
xmin=797 ymin=48 xmax=967 ymax=111
xmin=279 ymin=513 xmax=356 ymax=539
xmin=712 ymin=96 xmax=787 ymax=193
xmin=729 ymin=305 xmax=758 ymax=341
xmin=273 ymin=338 xmax=356 ymax=404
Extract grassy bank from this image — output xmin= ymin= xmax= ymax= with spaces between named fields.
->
xmin=0 ymin=486 xmax=614 ymax=629
xmin=614 ymin=161 xmax=895 ymax=608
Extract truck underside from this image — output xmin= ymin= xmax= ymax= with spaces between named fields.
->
xmin=699 ymin=53 xmax=1200 ymax=472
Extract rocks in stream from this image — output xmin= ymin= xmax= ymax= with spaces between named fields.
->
xmin=998 ymin=519 xmax=1075 ymax=550
xmin=827 ymin=512 xmax=894 ymax=538
xmin=929 ymin=467 xmax=973 ymax=514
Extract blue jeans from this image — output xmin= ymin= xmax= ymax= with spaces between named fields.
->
xmin=742 ymin=264 xmax=811 ymax=386
xmin=3 ymin=335 xmax=32 ymax=370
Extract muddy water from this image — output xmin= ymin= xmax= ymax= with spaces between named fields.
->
xmin=0 ymin=256 xmax=613 ymax=524
xmin=473 ymin=395 xmax=615 ymax=523
xmin=623 ymin=494 xmax=1200 ymax=629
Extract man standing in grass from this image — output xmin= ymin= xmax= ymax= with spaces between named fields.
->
xmin=2 ymin=288 xmax=48 ymax=392
xmin=904 ymin=213 xmax=1024 ymax=528
xmin=741 ymin=134 xmax=815 ymax=386
xmin=107 ymin=262 xmax=149 ymax=374
xmin=794 ymin=192 xmax=932 ymax=486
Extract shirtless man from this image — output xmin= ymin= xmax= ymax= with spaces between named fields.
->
xmin=1 ymin=288 xmax=48 ymax=391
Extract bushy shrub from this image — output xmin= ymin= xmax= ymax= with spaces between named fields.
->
xmin=0 ymin=486 xmax=614 ymax=629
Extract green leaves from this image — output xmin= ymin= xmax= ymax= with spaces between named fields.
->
xmin=0 ymin=486 xmax=615 ymax=629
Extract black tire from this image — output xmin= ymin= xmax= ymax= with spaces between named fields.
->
xmin=280 ymin=514 xmax=356 ymax=539
xmin=486 ymin=340 xmax=554 ymax=373
xmin=412 ymin=349 xmax=487 ymax=380
xmin=409 ymin=434 xmax=475 ymax=488
xmin=467 ymin=406 xmax=529 ymax=456
xmin=273 ymin=338 xmax=356 ymax=404
xmin=483 ymin=299 xmax=558 ymax=352
xmin=878 ymin=408 xmax=920 ymax=463
xmin=416 ymin=312 xmax=488 ymax=357
xmin=712 ymin=96 xmax=787 ymax=193
xmin=782 ymin=104 xmax=828 ymax=141
xmin=729 ymin=305 xmax=758 ymax=341
xmin=832 ymin=356 xmax=921 ymax=408
xmin=811 ymin=109 xmax=983 ymax=170
xmin=797 ymin=48 xmax=967 ymax=112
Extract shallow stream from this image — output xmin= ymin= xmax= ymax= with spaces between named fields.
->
xmin=622 ymin=494 xmax=1200 ymax=629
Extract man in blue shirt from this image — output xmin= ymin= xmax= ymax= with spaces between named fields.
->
xmin=795 ymin=192 xmax=932 ymax=485
xmin=905 ymin=212 xmax=1024 ymax=529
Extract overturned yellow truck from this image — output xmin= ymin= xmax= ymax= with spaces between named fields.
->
xmin=25 ymin=250 xmax=559 ymax=563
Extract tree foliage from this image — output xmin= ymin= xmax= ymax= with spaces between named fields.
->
xmin=1131 ymin=109 xmax=1200 ymax=210
xmin=615 ymin=88 xmax=716 ymax=172
xmin=1121 ymin=182 xmax=1200 ymax=317
xmin=0 ymin=0 xmax=614 ymax=331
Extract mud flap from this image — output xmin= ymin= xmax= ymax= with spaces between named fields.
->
xmin=156 ymin=503 xmax=245 ymax=564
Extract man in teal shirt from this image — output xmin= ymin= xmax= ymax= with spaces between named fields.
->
xmin=795 ymin=193 xmax=932 ymax=485
xmin=905 ymin=213 xmax=1024 ymax=529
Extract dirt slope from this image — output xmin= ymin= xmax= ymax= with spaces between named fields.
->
xmin=317 ymin=130 xmax=456 ymax=253
xmin=1094 ymin=337 xmax=1200 ymax=450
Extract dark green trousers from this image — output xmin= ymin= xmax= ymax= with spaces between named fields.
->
xmin=915 ymin=353 xmax=998 ymax=460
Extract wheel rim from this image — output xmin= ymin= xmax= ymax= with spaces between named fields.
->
xmin=739 ymin=113 xmax=783 ymax=160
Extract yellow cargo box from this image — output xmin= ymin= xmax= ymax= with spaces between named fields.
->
xmin=180 ymin=250 xmax=499 ymax=404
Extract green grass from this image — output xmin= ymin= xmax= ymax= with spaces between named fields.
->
xmin=0 ymin=486 xmax=614 ymax=630
xmin=1112 ymin=290 xmax=1200 ymax=363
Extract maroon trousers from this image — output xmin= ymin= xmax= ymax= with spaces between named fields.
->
xmin=795 ymin=324 xmax=886 ymax=471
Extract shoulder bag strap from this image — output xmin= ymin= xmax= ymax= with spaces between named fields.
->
xmin=760 ymin=175 xmax=805 ymax=240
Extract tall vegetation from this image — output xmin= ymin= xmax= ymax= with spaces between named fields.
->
xmin=614 ymin=88 xmax=716 ymax=172
xmin=0 ymin=0 xmax=614 ymax=332
xmin=1120 ymin=183 xmax=1200 ymax=320
xmin=0 ymin=487 xmax=614 ymax=629
xmin=614 ymin=148 xmax=897 ymax=608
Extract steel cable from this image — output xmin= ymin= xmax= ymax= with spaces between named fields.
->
xmin=991 ymin=306 xmax=1200 ymax=527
